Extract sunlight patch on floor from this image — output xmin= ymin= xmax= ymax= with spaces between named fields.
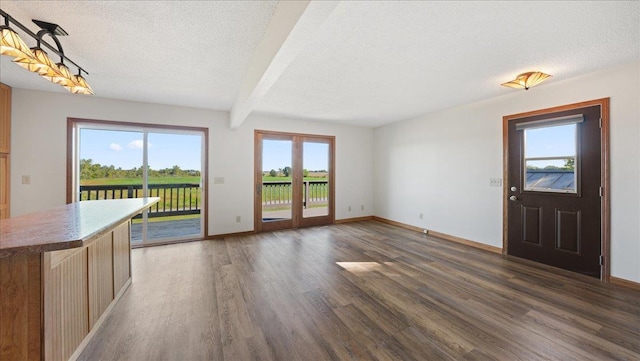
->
xmin=336 ymin=261 xmax=383 ymax=273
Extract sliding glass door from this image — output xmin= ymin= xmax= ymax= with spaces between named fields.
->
xmin=78 ymin=128 xmax=146 ymax=242
xmin=71 ymin=120 xmax=206 ymax=245
xmin=145 ymin=131 xmax=203 ymax=242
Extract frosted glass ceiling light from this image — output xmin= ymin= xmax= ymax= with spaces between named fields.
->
xmin=0 ymin=9 xmax=93 ymax=95
xmin=501 ymin=71 xmax=552 ymax=90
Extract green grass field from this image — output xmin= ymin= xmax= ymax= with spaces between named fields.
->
xmin=82 ymin=176 xmax=326 ymax=185
xmin=81 ymin=177 xmax=202 ymax=211
xmin=82 ymin=176 xmax=328 ymax=220
xmin=262 ymin=176 xmax=327 ymax=182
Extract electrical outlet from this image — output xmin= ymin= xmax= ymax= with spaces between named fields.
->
xmin=419 ymin=213 xmax=423 ymax=219
xmin=21 ymin=175 xmax=31 ymax=185
xmin=348 ymin=206 xmax=351 ymax=212
xmin=423 ymin=229 xmax=428 ymax=234
xmin=361 ymin=205 xmax=364 ymax=211
xmin=235 ymin=216 xmax=241 ymax=223
xmin=489 ymin=178 xmax=502 ymax=187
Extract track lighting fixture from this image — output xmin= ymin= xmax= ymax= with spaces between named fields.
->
xmin=0 ymin=9 xmax=93 ymax=95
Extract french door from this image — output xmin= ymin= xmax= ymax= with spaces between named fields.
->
xmin=504 ymin=99 xmax=609 ymax=279
xmin=254 ymin=130 xmax=335 ymax=232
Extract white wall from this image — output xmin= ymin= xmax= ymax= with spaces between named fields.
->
xmin=374 ymin=61 xmax=640 ymax=283
xmin=9 ymin=90 xmax=374 ymax=235
xmin=205 ymin=113 xmax=375 ymax=233
xmin=9 ymin=61 xmax=638 ymax=283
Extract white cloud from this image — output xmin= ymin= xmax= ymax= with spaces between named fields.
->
xmin=109 ymin=143 xmax=123 ymax=151
xmin=127 ymin=140 xmax=152 ymax=150
xmin=128 ymin=140 xmax=143 ymax=149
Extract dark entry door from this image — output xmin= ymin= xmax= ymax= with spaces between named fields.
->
xmin=507 ymin=105 xmax=602 ymax=278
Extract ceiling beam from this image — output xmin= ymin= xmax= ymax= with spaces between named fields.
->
xmin=229 ymin=0 xmax=339 ymax=129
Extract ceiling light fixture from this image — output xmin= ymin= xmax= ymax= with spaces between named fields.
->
xmin=0 ymin=9 xmax=93 ymax=95
xmin=501 ymin=71 xmax=551 ymax=90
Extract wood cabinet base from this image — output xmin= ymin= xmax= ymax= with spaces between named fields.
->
xmin=1 ymin=221 xmax=132 ymax=361
xmin=0 ymin=253 xmax=42 ymax=361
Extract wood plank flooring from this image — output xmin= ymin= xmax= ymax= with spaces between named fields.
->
xmin=77 ymin=221 xmax=640 ymax=361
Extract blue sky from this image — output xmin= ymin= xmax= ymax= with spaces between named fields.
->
xmin=80 ymin=130 xmax=328 ymax=172
xmin=262 ymin=139 xmax=328 ymax=171
xmin=525 ymin=123 xmax=575 ymax=157
xmin=80 ymin=124 xmax=571 ymax=173
xmin=80 ymin=129 xmax=202 ymax=170
xmin=525 ymin=123 xmax=576 ymax=167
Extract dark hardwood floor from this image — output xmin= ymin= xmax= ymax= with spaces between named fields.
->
xmin=77 ymin=221 xmax=640 ymax=361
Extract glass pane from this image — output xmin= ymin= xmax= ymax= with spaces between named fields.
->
xmin=523 ymin=122 xmax=577 ymax=193
xmin=146 ymin=132 xmax=203 ymax=241
xmin=262 ymin=139 xmax=292 ymax=221
xmin=525 ymin=123 xmax=576 ymax=158
xmin=303 ymin=141 xmax=329 ymax=218
xmin=525 ymin=159 xmax=576 ymax=193
xmin=79 ymin=128 xmax=144 ymax=242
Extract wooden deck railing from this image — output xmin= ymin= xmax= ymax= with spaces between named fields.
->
xmin=80 ymin=183 xmax=201 ymax=218
xmin=80 ymin=180 xmax=328 ymax=217
xmin=262 ymin=181 xmax=328 ymax=208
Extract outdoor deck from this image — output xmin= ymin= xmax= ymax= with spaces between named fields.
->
xmin=82 ymin=182 xmax=329 ymax=241
xmin=129 ymin=207 xmax=329 ymax=241
xmin=131 ymin=218 xmax=201 ymax=243
xmin=262 ymin=207 xmax=329 ymax=220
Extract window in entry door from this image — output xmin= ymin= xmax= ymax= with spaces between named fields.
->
xmin=520 ymin=117 xmax=582 ymax=194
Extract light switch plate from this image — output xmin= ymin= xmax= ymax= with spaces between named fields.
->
xmin=489 ymin=178 xmax=502 ymax=187
xmin=213 ymin=177 xmax=224 ymax=184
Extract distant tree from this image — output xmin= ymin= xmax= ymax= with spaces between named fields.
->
xmin=282 ymin=166 xmax=292 ymax=177
xmin=79 ymin=159 xmax=199 ymax=180
xmin=303 ymin=169 xmax=309 ymax=177
xmin=563 ymin=159 xmax=575 ymax=170
xmin=80 ymin=158 xmax=94 ymax=179
xmin=269 ymin=169 xmax=277 ymax=177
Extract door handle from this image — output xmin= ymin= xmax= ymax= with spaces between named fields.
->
xmin=509 ymin=195 xmax=518 ymax=201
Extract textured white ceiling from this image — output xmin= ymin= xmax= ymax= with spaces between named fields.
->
xmin=0 ymin=1 xmax=279 ymax=110
xmin=1 ymin=1 xmax=638 ymax=128
xmin=255 ymin=1 xmax=640 ymax=126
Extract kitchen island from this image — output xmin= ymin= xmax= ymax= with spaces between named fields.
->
xmin=0 ymin=198 xmax=159 ymax=361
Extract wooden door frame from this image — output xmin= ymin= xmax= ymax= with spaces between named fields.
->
xmin=502 ymin=98 xmax=610 ymax=281
xmin=254 ymin=130 xmax=335 ymax=232
xmin=66 ymin=118 xmax=209 ymax=240
xmin=0 ymin=83 xmax=11 ymax=219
